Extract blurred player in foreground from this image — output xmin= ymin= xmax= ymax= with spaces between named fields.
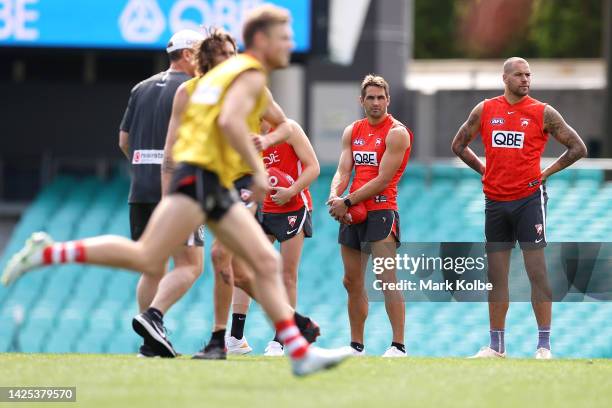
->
xmin=160 ymin=28 xmax=319 ymax=359
xmin=328 ymin=75 xmax=413 ymax=357
xmin=2 ymin=5 xmax=350 ymax=376
xmin=119 ymin=29 xmax=206 ymax=358
xmin=452 ymin=57 xmax=587 ymax=359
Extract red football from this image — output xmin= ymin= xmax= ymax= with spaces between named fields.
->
xmin=267 ymin=167 xmax=294 ymax=191
xmin=347 ymin=201 xmax=367 ymax=224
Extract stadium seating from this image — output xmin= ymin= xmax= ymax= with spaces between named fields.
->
xmin=1 ymin=166 xmax=611 ymax=358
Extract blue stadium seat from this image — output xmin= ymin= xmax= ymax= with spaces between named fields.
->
xmin=2 ymin=167 xmax=612 ymax=357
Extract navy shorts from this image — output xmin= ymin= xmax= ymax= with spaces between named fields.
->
xmin=485 ymin=186 xmax=548 ymax=252
xmin=338 ymin=210 xmax=400 ymax=253
xmin=261 ymin=206 xmax=313 ymax=242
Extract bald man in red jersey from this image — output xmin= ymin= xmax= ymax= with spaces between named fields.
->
xmin=452 ymin=57 xmax=587 ymax=360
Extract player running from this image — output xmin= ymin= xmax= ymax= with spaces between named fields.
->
xmin=160 ymin=28 xmax=319 ymax=359
xmin=119 ymin=29 xmax=205 ymax=358
xmin=224 ymin=119 xmax=320 ymax=357
xmin=328 ymin=75 xmax=413 ymax=357
xmin=451 ymin=57 xmax=587 ymax=359
xmin=2 ymin=5 xmax=350 ymax=376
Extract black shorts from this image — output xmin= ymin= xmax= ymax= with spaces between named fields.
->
xmin=261 ymin=207 xmax=313 ymax=242
xmin=129 ymin=202 xmax=205 ymax=247
xmin=338 ymin=209 xmax=400 ymax=252
xmin=169 ymin=163 xmax=238 ymax=222
xmin=485 ymin=186 xmax=548 ymax=252
xmin=129 ymin=203 xmax=156 ymax=241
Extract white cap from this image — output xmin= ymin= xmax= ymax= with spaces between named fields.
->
xmin=166 ymin=29 xmax=205 ymax=53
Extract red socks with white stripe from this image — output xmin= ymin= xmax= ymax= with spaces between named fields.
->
xmin=42 ymin=241 xmax=87 ymax=265
xmin=275 ymin=318 xmax=309 ymax=359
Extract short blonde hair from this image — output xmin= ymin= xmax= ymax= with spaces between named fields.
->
xmin=360 ymin=74 xmax=389 ymax=98
xmin=242 ymin=4 xmax=290 ymax=49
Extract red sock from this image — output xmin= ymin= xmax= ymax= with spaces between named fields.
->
xmin=42 ymin=241 xmax=87 ymax=265
xmin=275 ymin=318 xmax=309 ymax=359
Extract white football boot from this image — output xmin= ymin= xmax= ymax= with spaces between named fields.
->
xmin=225 ymin=336 xmax=253 ymax=355
xmin=264 ymin=341 xmax=285 ymax=356
xmin=2 ymin=232 xmax=53 ymax=286
xmin=534 ymin=348 xmax=552 ymax=360
xmin=382 ymin=346 xmax=407 ymax=358
xmin=468 ymin=346 xmax=506 ymax=359
xmin=291 ymin=346 xmax=352 ymax=377
xmin=340 ymin=346 xmax=365 ymax=356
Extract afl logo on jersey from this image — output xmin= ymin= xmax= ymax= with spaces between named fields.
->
xmin=492 ymin=131 xmax=524 ymax=148
xmin=491 ymin=118 xmax=505 ymax=125
xmin=353 ymin=151 xmax=378 ymax=166
xmin=354 ymin=139 xmax=365 ymax=146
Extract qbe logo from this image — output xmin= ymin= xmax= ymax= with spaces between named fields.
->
xmin=263 ymin=151 xmax=280 ymax=167
xmin=492 ymin=131 xmax=524 ymax=149
xmin=119 ymin=0 xmax=264 ymax=45
xmin=353 ymin=151 xmax=378 ymax=166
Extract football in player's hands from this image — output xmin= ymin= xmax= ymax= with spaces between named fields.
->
xmin=346 ymin=201 xmax=367 ymax=225
xmin=267 ymin=167 xmax=294 ymax=194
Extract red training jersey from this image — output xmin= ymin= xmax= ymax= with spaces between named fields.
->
xmin=262 ymin=141 xmax=313 ymax=213
xmin=349 ymin=114 xmax=413 ymax=211
xmin=480 ymin=95 xmax=548 ymax=201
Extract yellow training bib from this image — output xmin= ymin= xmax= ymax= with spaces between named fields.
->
xmin=173 ymin=54 xmax=268 ymax=188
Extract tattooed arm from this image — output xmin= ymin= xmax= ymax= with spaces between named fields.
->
xmin=451 ymin=102 xmax=486 ymax=175
xmin=541 ymin=105 xmax=588 ymax=181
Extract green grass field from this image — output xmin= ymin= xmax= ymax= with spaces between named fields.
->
xmin=1 ymin=354 xmax=611 ymax=408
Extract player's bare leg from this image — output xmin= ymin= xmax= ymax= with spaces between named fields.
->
xmin=341 ymin=245 xmax=369 ymax=353
xmin=79 ymin=197 xmax=203 ymax=274
xmin=371 ymin=234 xmax=406 ymax=357
xmin=212 ymin=240 xmax=234 ymax=332
xmin=523 ymin=248 xmax=553 ymax=359
xmin=135 ymin=271 xmax=165 ymax=357
xmin=279 ymin=231 xmax=305 ymax=308
xmin=198 ymin=207 xmax=319 ymax=360
xmin=210 ymin=200 xmax=256 ymax=356
xmin=224 ymin=285 xmax=253 ymax=355
xmin=209 ymin=204 xmax=290 ymax=321
xmin=196 ymin=240 xmax=245 ymax=359
xmin=232 ymin=287 xmax=251 ymax=313
xmin=2 ymin=195 xmax=204 ymax=284
xmin=263 ymin=231 xmax=305 ymax=356
xmin=487 ymin=249 xmax=512 ymax=329
xmin=134 ymin=245 xmax=203 ymax=357
xmin=522 ymin=248 xmax=551 ymax=326
xmin=470 ymin=249 xmax=511 ymax=358
xmin=137 ymin=270 xmax=164 ymax=312
xmin=207 ymin=203 xmax=349 ymax=374
xmin=149 ymin=246 xmax=203 ymax=314
xmin=2 ymin=195 xmax=205 ymax=357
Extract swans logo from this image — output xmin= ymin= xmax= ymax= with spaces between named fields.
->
xmin=119 ymin=0 xmax=166 ymax=43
